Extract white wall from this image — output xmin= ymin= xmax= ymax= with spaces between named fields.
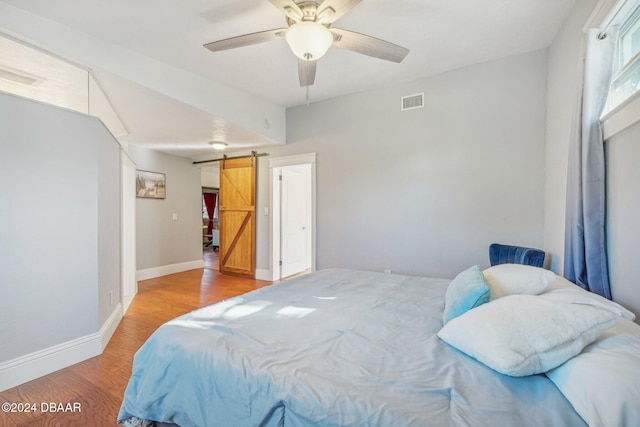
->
xmin=0 ymin=92 xmax=120 ymax=388
xmin=255 ymin=49 xmax=548 ymax=279
xmin=544 ymin=0 xmax=599 ymax=273
xmin=89 ymin=74 xmax=128 ymax=138
xmin=128 ymin=145 xmax=203 ymax=274
xmin=0 ymin=2 xmax=286 ymax=145
xmin=201 ymin=167 xmax=220 ymax=188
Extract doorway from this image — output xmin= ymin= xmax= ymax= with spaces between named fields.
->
xmin=270 ymin=153 xmax=316 ymax=280
xmin=202 ymin=186 xmax=219 ymax=270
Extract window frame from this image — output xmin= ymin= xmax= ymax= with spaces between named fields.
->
xmin=592 ymin=0 xmax=640 ymax=138
xmin=605 ymin=3 xmax=640 ymax=113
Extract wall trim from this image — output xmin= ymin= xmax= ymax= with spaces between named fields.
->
xmin=603 ymin=89 xmax=640 ymax=139
xmin=584 ymin=0 xmax=618 ymax=32
xmin=100 ymin=303 xmax=123 ymax=350
xmin=268 ymin=152 xmax=317 ymax=168
xmin=0 ymin=303 xmax=123 ymax=392
xmin=136 ymin=259 xmax=205 ymax=281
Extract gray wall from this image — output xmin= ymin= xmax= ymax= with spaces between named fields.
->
xmin=98 ymin=128 xmax=122 ymax=325
xmin=128 ymin=145 xmax=202 ymax=270
xmin=256 ymin=49 xmax=548 ymax=278
xmin=0 ymin=92 xmax=120 ymax=362
xmin=606 ymin=124 xmax=640 ymax=317
xmin=544 ymin=0 xmax=599 ymax=273
xmin=544 ymin=0 xmax=640 ymax=319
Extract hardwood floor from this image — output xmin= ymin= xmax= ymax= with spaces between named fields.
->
xmin=0 ymin=261 xmax=271 ymax=427
xmin=203 ymin=247 xmax=219 ymax=271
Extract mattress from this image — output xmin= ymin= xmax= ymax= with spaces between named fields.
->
xmin=118 ymin=268 xmax=587 ymax=426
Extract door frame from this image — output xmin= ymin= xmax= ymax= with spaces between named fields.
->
xmin=269 ymin=153 xmax=317 ymax=280
xmin=120 ymin=149 xmax=137 ymax=313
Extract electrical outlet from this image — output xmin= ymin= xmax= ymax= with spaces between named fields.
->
xmin=384 ymin=269 xmax=392 ymax=274
xmin=110 ymin=290 xmax=114 ymax=306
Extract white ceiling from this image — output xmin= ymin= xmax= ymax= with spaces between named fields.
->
xmin=92 ymin=70 xmax=278 ymax=159
xmin=1 ymin=0 xmax=576 ymax=159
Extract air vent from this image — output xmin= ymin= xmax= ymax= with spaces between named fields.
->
xmin=0 ymin=65 xmax=46 ymax=86
xmin=401 ymin=92 xmax=424 ymax=111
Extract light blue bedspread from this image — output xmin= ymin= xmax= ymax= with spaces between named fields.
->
xmin=118 ymin=269 xmax=586 ymax=426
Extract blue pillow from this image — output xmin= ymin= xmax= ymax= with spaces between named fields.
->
xmin=442 ymin=265 xmax=490 ymax=324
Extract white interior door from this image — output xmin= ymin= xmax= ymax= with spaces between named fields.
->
xmin=281 ymin=167 xmax=308 ymax=278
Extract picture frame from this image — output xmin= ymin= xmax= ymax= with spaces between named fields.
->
xmin=136 ymin=170 xmax=166 ymax=199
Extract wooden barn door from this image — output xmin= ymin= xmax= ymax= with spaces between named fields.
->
xmin=219 ymin=155 xmax=256 ymax=278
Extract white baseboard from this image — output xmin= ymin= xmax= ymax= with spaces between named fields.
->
xmin=100 ymin=303 xmax=123 ymax=350
xmin=137 ymin=259 xmax=205 ymax=281
xmin=0 ymin=303 xmax=123 ymax=392
xmin=255 ymin=268 xmax=276 ymax=281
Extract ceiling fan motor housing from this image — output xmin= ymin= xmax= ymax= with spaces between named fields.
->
xmin=285 ymin=21 xmax=334 ymax=60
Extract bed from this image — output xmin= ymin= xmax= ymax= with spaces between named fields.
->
xmin=118 ymin=268 xmax=640 ymax=427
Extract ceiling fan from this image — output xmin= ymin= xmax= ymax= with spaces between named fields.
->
xmin=203 ymin=0 xmax=409 ymax=87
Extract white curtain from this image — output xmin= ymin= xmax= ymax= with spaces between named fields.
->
xmin=564 ymin=28 xmax=617 ymax=298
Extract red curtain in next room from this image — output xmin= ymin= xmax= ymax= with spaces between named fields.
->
xmin=203 ymin=193 xmax=217 ymax=235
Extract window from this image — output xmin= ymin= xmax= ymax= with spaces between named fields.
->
xmin=605 ymin=2 xmax=640 ymax=112
xmin=608 ymin=5 xmax=640 ymax=107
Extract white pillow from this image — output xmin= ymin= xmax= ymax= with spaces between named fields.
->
xmin=546 ymin=318 xmax=640 ymax=427
xmin=483 ymin=264 xmax=556 ymax=299
xmin=541 ymin=276 xmax=636 ymax=321
xmin=437 ymin=295 xmax=617 ymax=377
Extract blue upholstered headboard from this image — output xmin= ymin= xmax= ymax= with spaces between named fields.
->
xmin=489 ymin=243 xmax=545 ymax=268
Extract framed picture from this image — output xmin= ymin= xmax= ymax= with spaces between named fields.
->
xmin=136 ymin=170 xmax=166 ymax=199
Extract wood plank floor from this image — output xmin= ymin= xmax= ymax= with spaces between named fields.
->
xmin=0 ymin=263 xmax=270 ymax=427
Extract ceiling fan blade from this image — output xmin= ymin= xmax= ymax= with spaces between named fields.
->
xmin=298 ymin=59 xmax=317 ymax=87
xmin=317 ymin=0 xmax=363 ymax=24
xmin=330 ymin=28 xmax=409 ymax=63
xmin=268 ymin=0 xmax=304 ymax=22
xmin=203 ymin=29 xmax=287 ymax=52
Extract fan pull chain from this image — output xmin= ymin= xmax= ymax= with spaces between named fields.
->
xmin=306 ymin=86 xmax=310 ymax=107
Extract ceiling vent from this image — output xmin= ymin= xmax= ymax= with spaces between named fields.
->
xmin=401 ymin=92 xmax=424 ymax=111
xmin=0 ymin=65 xmax=46 ymax=86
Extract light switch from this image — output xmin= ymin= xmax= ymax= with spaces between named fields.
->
xmin=264 ymin=207 xmax=269 ymax=216
xmin=172 ymin=213 xmax=178 ymax=221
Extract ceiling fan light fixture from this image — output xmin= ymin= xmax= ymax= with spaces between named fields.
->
xmin=285 ymin=21 xmax=333 ymax=61
xmin=209 ymin=141 xmax=227 ymax=150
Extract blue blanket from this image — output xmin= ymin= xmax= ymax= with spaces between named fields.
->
xmin=118 ymin=269 xmax=586 ymax=426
